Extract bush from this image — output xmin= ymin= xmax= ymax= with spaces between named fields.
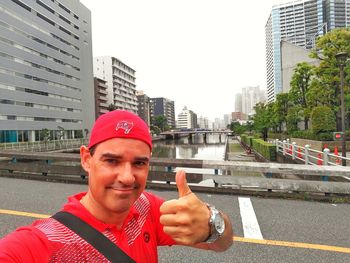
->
xmin=317 ymin=132 xmax=333 ymax=141
xmin=241 ymin=134 xmax=254 ymax=147
xmin=291 ymin=130 xmax=333 ymax=141
xmin=311 ymin=106 xmax=336 ymax=134
xmin=268 ymin=132 xmax=289 ymax=140
xmin=252 ymin=138 xmax=276 ymax=161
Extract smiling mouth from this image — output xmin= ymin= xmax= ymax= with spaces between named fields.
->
xmin=109 ymin=187 xmax=134 ymax=192
xmin=107 ymin=185 xmax=138 ymax=192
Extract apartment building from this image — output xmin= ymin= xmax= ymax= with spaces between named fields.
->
xmin=177 ymin=106 xmax=197 ymax=129
xmin=93 ymin=77 xmax=108 ymax=119
xmin=136 ymin=90 xmax=151 ymax=126
xmin=0 ymin=0 xmax=94 ymax=142
xmin=93 ymin=56 xmax=138 ymax=113
xmin=150 ymin=97 xmax=176 ymax=129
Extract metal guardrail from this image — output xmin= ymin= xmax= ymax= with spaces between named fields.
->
xmin=0 ymin=139 xmax=88 ymax=152
xmin=274 ymin=139 xmax=350 ymax=166
xmin=0 ymin=151 xmax=349 ymax=197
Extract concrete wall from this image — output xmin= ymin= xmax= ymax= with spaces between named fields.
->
xmin=281 ymin=40 xmax=319 ymax=93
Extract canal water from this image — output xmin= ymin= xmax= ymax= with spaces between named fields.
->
xmin=152 ymin=134 xmax=227 ymax=175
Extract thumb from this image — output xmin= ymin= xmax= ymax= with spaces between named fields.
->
xmin=176 ymin=170 xmax=192 ymax=198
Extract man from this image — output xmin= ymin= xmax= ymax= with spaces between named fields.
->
xmin=0 ymin=110 xmax=233 ymax=262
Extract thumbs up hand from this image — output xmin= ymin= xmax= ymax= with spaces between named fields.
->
xmin=160 ymin=170 xmax=210 ymax=245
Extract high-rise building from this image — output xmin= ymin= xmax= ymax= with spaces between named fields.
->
xmin=234 ymin=93 xmax=242 ymax=112
xmin=93 ymin=77 xmax=108 ymax=119
xmin=0 ymin=0 xmax=94 ymax=143
xmin=177 ymin=106 xmax=197 ymax=129
xmin=150 ymin=97 xmax=175 ymax=129
xmin=93 ymin=56 xmax=138 ymax=113
xmin=241 ymin=86 xmax=264 ymax=116
xmin=136 ymin=90 xmax=151 ymax=126
xmin=223 ymin=114 xmax=232 ymax=128
xmin=265 ymin=0 xmax=350 ymax=102
xmin=198 ymin=116 xmax=210 ymax=130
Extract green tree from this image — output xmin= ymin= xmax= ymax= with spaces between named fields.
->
xmin=274 ymin=93 xmax=289 ymax=132
xmin=107 ymin=103 xmax=117 ymax=111
xmin=150 ymin=125 xmax=161 ymax=135
xmin=152 ymin=115 xmax=168 ymax=132
xmin=289 ymin=62 xmax=314 ymax=129
xmin=286 ymin=106 xmax=301 ymax=133
xmin=311 ymin=106 xmax=336 ymax=134
xmin=229 ymin=121 xmax=246 ymax=135
xmin=309 ymin=28 xmax=350 ymax=130
xmin=252 ymin=102 xmax=272 ymax=141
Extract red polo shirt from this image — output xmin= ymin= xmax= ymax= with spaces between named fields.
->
xmin=0 ymin=192 xmax=175 ymax=262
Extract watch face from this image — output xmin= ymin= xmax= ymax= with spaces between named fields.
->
xmin=214 ymin=214 xmax=225 ymax=234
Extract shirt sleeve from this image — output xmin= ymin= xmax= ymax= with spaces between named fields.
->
xmin=0 ymin=226 xmax=50 ymax=262
xmin=145 ymin=192 xmax=176 ymax=246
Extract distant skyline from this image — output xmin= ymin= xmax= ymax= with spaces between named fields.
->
xmin=80 ymin=0 xmax=292 ymax=120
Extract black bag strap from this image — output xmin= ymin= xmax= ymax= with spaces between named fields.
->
xmin=52 ymin=211 xmax=136 ymax=263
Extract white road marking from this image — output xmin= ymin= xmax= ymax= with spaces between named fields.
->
xmin=238 ymin=197 xmax=263 ymax=240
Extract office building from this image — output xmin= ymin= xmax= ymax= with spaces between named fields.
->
xmin=198 ymin=116 xmax=210 ymax=130
xmin=150 ymin=97 xmax=175 ymax=129
xmin=265 ymin=0 xmax=350 ymax=102
xmin=177 ymin=106 xmax=197 ymax=129
xmin=136 ymin=90 xmax=151 ymax=126
xmin=241 ymin=86 xmax=265 ymax=116
xmin=0 ymin=0 xmax=94 ymax=142
xmin=235 ymin=93 xmax=242 ymax=112
xmin=93 ymin=77 xmax=108 ymax=119
xmin=93 ymin=56 xmax=138 ymax=113
xmin=223 ymin=114 xmax=232 ymax=128
xmin=232 ymin=112 xmax=248 ymax=121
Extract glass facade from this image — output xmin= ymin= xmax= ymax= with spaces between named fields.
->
xmin=265 ymin=0 xmax=350 ymax=102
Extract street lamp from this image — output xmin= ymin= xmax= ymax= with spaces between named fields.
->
xmin=335 ymin=52 xmax=348 ymax=166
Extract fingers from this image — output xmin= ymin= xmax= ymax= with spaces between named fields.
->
xmin=160 ymin=213 xmax=191 ymax=226
xmin=160 ymin=199 xmax=181 ymax=214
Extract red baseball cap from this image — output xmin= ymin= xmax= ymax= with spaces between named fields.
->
xmin=88 ymin=110 xmax=152 ymax=150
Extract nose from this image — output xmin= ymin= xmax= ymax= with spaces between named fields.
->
xmin=118 ymin=162 xmax=135 ymax=186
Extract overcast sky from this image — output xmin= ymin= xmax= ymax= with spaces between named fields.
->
xmin=80 ymin=0 xmax=292 ymax=120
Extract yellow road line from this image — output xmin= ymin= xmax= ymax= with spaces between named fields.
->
xmin=234 ymin=237 xmax=350 ymax=254
xmin=0 ymin=209 xmax=50 ymax=219
xmin=1 ymin=209 xmax=349 ymax=254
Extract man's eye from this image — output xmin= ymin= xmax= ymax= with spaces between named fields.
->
xmin=105 ymin=159 xmax=118 ymax=164
xmin=134 ymin=161 xmax=146 ymax=166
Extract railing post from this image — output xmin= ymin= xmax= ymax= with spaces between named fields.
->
xmin=323 ymin=148 xmax=330 ymax=165
xmin=292 ymin=142 xmax=296 ymax=160
xmin=322 ymin=148 xmax=330 ymax=181
xmin=304 ymin=145 xmax=310 ymax=164
xmin=283 ymin=140 xmax=287 ymax=156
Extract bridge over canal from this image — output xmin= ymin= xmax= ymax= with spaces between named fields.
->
xmin=160 ymin=130 xmax=232 ymax=142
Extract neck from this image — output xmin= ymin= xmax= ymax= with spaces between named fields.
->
xmin=80 ymin=193 xmax=129 ymax=229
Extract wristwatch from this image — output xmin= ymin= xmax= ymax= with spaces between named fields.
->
xmin=205 ymin=203 xmax=225 ymax=243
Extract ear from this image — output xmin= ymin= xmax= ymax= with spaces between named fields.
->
xmin=80 ymin=145 xmax=92 ymax=173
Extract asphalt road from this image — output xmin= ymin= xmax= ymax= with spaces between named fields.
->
xmin=0 ymin=177 xmax=349 ymax=263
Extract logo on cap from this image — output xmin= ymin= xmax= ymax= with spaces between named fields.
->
xmin=116 ymin=121 xmax=134 ymax=134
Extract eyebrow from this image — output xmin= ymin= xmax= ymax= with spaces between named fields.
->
xmin=100 ymin=153 xmax=150 ymax=162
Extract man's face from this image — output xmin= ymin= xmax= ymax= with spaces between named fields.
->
xmin=81 ymin=138 xmax=151 ymax=217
